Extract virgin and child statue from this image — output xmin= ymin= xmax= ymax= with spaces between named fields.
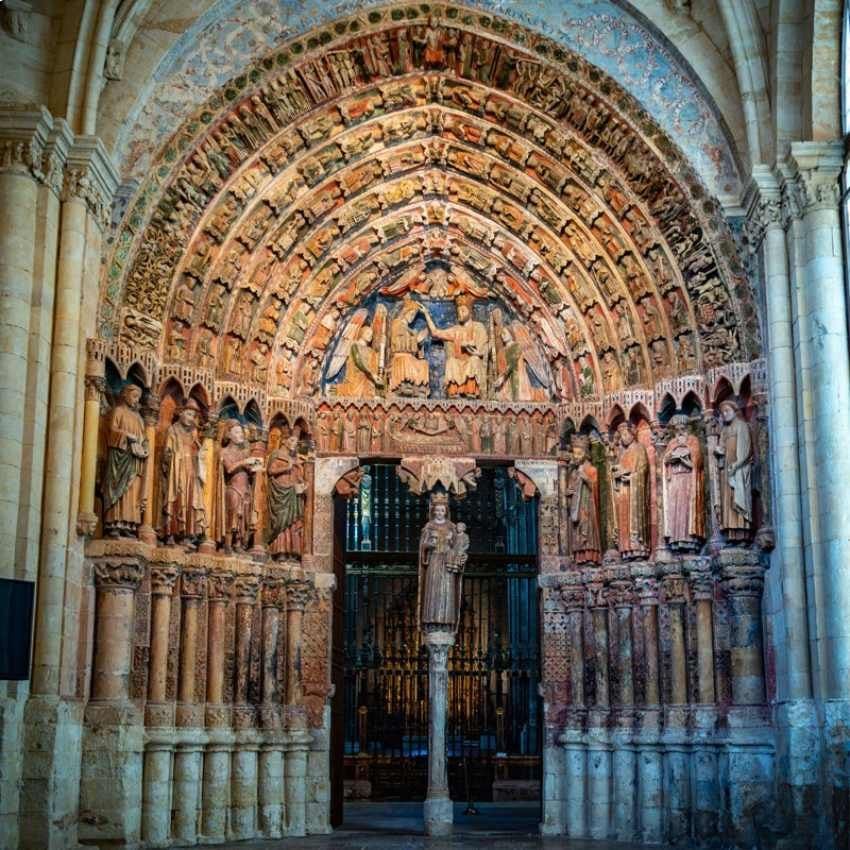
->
xmin=417 ymin=493 xmax=470 ymax=634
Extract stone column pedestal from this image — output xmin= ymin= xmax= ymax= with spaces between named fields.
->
xmin=422 ymin=628 xmax=455 ymax=837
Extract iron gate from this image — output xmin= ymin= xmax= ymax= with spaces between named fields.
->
xmin=341 ymin=464 xmax=541 ymax=802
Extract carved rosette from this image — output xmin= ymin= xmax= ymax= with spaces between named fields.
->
xmin=180 ymin=568 xmax=207 ymax=599
xmin=150 ymin=564 xmax=180 ymax=596
xmin=93 ymin=558 xmax=144 ymax=591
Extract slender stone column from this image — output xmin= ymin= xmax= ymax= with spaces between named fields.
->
xmin=147 ymin=564 xmax=179 ymax=725
xmin=563 ymin=732 xmax=587 ymax=838
xmin=233 ymin=573 xmax=260 ymax=726
xmin=285 ymin=574 xmax=313 ymax=720
xmin=205 ymin=571 xmax=234 ymax=726
xmin=259 ymin=576 xmax=286 ymax=838
xmin=609 ymin=578 xmax=635 ymax=841
xmin=749 ymin=169 xmax=811 ymax=701
xmin=198 ymin=414 xmax=219 ymax=554
xmin=663 ymin=572 xmax=688 ymax=705
xmin=285 ymin=743 xmax=309 ymax=837
xmin=720 ymin=552 xmax=767 ymax=705
xmin=635 ymin=575 xmax=662 ymax=843
xmin=422 ymin=628 xmax=455 ymax=837
xmin=0 ymin=109 xmax=51 ymax=577
xmin=689 ymin=564 xmax=716 ymax=704
xmin=138 ymin=393 xmax=160 ymax=545
xmin=231 ymin=738 xmax=260 ymax=839
xmin=201 ymin=738 xmax=232 ymax=841
xmin=91 ymin=558 xmax=144 ymax=702
xmin=80 ymin=558 xmax=145 ymax=846
xmin=788 ymin=143 xmax=850 ymax=703
xmin=177 ymin=568 xmax=207 ymax=728
xmin=141 ymin=741 xmax=173 ymax=846
xmin=586 ymin=581 xmax=610 ymax=840
xmin=76 ymin=366 xmax=104 ymax=536
xmin=173 ymin=741 xmax=203 ymax=844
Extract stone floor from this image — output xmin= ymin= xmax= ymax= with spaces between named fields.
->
xmin=205 ymin=802 xmax=648 ymax=848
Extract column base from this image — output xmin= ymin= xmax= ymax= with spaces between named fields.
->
xmin=424 ymin=796 xmax=453 ymax=836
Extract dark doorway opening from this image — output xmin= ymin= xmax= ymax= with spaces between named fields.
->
xmin=330 ymin=462 xmax=541 ymax=830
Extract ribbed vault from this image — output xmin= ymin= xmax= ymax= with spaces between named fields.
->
xmin=103 ymin=10 xmax=761 ymax=407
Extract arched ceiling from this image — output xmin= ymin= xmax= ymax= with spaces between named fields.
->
xmin=102 ymin=10 xmax=761 ymax=408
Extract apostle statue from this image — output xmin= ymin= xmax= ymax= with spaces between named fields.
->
xmin=266 ymin=431 xmax=307 ymax=559
xmin=565 ymin=434 xmax=601 ymax=564
xmin=214 ymin=420 xmax=263 ymax=552
xmin=389 ymin=297 xmax=430 ymax=397
xmin=662 ymin=414 xmax=705 ymax=551
xmin=423 ymin=295 xmax=488 ymax=398
xmin=611 ymin=422 xmax=650 ymax=559
xmin=102 ymin=384 xmax=149 ymax=537
xmin=161 ymin=398 xmax=207 ymax=546
xmin=713 ymin=399 xmax=753 ymax=541
xmin=417 ymin=492 xmax=468 ymax=634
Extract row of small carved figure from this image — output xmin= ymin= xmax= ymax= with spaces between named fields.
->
xmin=315 ymin=404 xmax=560 ymax=456
xmin=560 ymin=403 xmax=758 ymax=563
xmin=99 ymin=386 xmax=308 ymax=554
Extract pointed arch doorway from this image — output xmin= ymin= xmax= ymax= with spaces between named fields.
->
xmin=330 ymin=462 xmax=541 ymax=830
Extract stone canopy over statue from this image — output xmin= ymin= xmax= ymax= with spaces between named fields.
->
xmin=324 ymin=275 xmax=552 ymax=402
xmin=417 ymin=492 xmax=469 ymax=634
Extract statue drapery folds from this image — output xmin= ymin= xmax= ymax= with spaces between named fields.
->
xmin=267 ymin=431 xmax=308 ymax=558
xmin=417 ymin=493 xmax=469 ymax=634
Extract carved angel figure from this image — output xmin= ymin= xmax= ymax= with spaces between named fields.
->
xmin=327 ymin=306 xmax=387 ymax=399
xmin=493 ymin=322 xmax=550 ymax=402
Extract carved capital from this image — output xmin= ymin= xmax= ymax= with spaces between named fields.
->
xmin=0 ymin=106 xmax=58 ymax=184
xmin=788 ymin=141 xmax=844 ymax=216
xmin=93 ymin=558 xmax=144 ymax=590
xmin=61 ymin=138 xmax=119 ymax=230
xmin=84 ymin=374 xmax=106 ymax=403
xmin=688 ymin=566 xmax=714 ymax=601
xmin=207 ymin=570 xmax=235 ymax=601
xmin=721 ymin=563 xmax=766 ymax=598
xmin=262 ymin=576 xmax=287 ymax=608
xmin=662 ymin=573 xmax=687 ymax=604
xmin=180 ymin=568 xmax=207 ymax=598
xmin=150 ymin=564 xmax=180 ymax=596
xmin=559 ymin=583 xmax=586 ymax=614
xmin=586 ymin=581 xmax=607 ymax=610
xmin=285 ymin=578 xmax=314 ymax=612
xmin=608 ymin=578 xmax=634 ymax=608
xmin=234 ymin=573 xmax=261 ymax=603
xmin=634 ymin=576 xmax=660 ymax=605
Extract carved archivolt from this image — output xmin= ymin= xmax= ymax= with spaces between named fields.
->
xmin=100 ymin=9 xmax=760 ymax=412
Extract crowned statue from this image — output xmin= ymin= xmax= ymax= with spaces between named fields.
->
xmin=417 ymin=492 xmax=469 ymax=634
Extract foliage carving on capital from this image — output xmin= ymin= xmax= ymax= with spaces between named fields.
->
xmin=262 ymin=576 xmax=287 ymax=608
xmin=207 ymin=570 xmax=235 ymax=601
xmin=150 ymin=564 xmax=180 ymax=595
xmin=285 ymin=577 xmax=314 ymax=612
xmin=234 ymin=573 xmax=261 ymax=603
xmin=634 ymin=576 xmax=659 ymax=605
xmin=180 ymin=567 xmax=207 ymax=598
xmin=93 ymin=558 xmax=144 ymax=590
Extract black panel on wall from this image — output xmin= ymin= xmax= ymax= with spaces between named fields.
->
xmin=0 ymin=579 xmax=34 ymax=680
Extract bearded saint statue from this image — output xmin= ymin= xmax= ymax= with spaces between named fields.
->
xmin=102 ymin=384 xmax=149 ymax=537
xmin=713 ymin=399 xmax=753 ymax=541
xmin=161 ymin=398 xmax=207 ymax=545
xmin=611 ymin=421 xmax=650 ymax=559
xmin=662 ymin=414 xmax=705 ymax=551
xmin=214 ymin=420 xmax=263 ymax=553
xmin=565 ymin=434 xmax=601 ymax=564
